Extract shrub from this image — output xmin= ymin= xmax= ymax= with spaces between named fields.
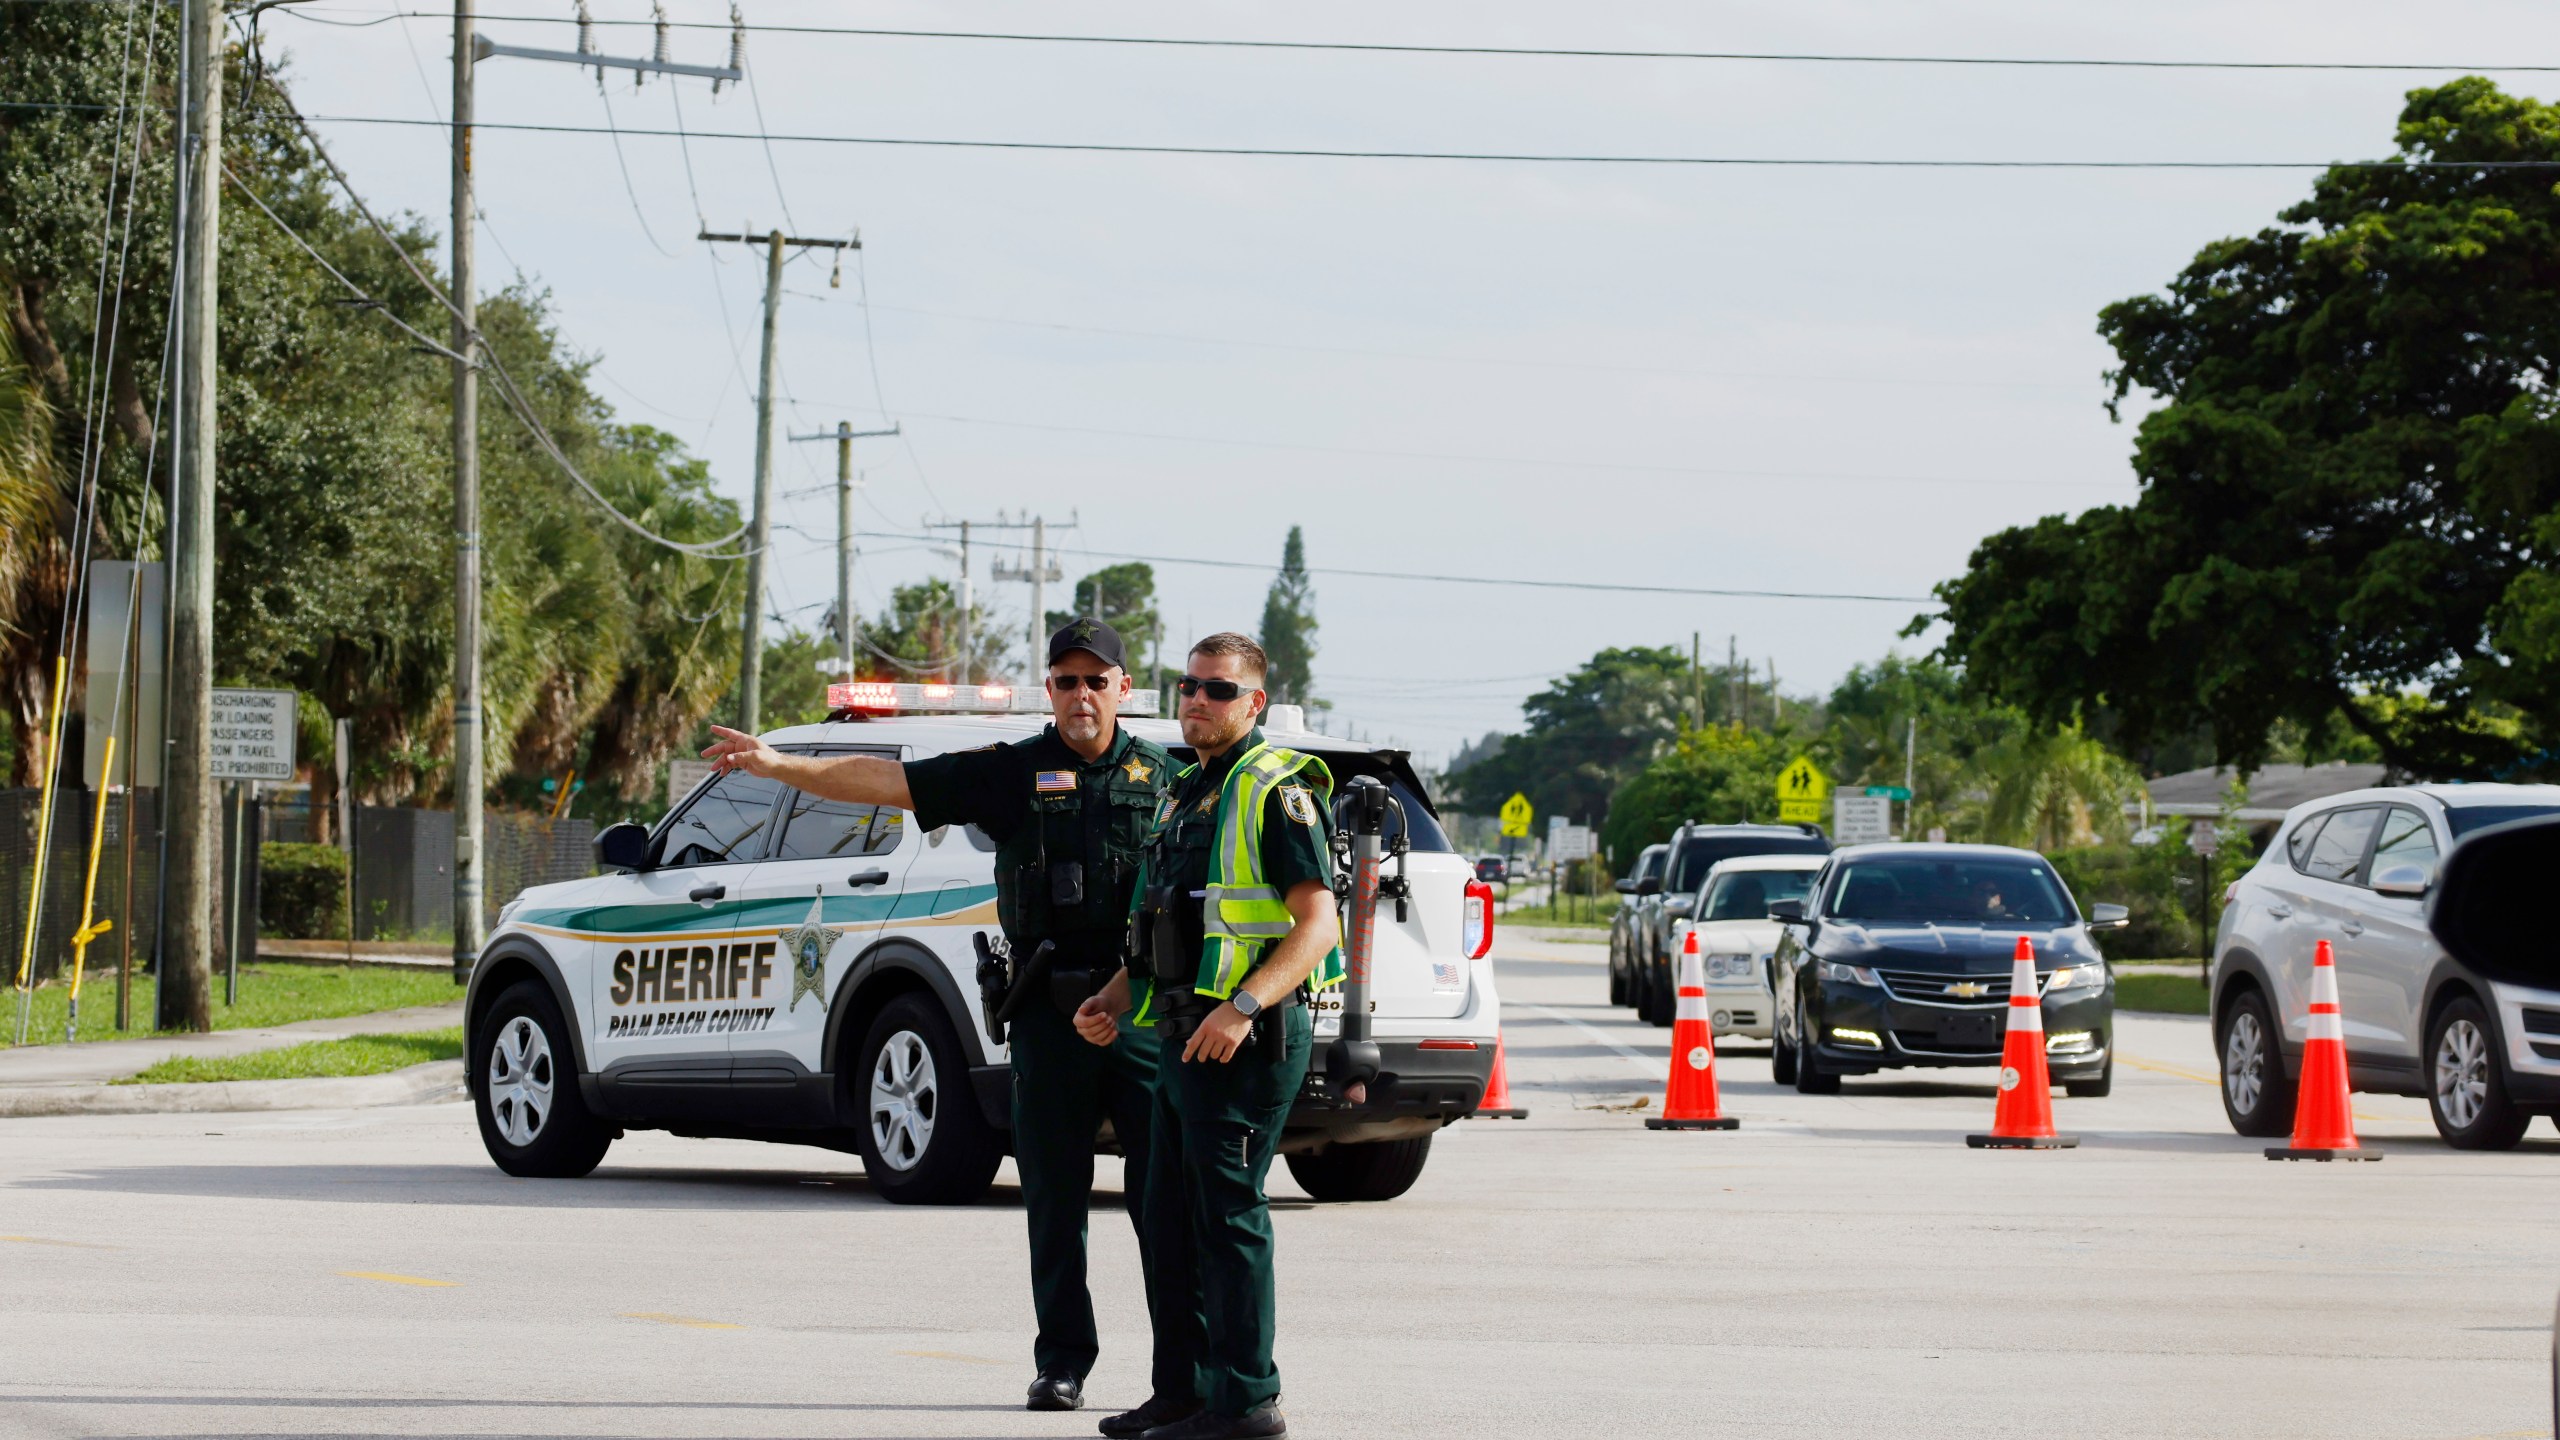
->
xmin=2051 ymin=841 xmax=2199 ymax=959
xmin=260 ymin=843 xmax=348 ymax=939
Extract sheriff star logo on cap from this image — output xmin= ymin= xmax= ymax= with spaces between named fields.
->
xmin=1071 ymin=619 xmax=1098 ymax=643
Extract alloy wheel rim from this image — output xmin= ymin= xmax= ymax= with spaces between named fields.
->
xmin=2435 ymin=1018 xmax=2490 ymax=1129
xmin=2225 ymin=1012 xmax=2264 ymax=1116
xmin=868 ymin=1030 xmax=939 ymax=1171
xmin=487 ymin=1014 xmax=554 ymax=1148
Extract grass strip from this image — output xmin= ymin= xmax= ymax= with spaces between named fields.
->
xmin=117 ymin=1026 xmax=464 ymax=1085
xmin=2 ymin=965 xmax=459 ymax=1049
xmin=2116 ymin=973 xmax=2210 ymax=1015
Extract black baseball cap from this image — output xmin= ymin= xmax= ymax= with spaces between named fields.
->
xmin=1047 ymin=617 xmax=1127 ymax=670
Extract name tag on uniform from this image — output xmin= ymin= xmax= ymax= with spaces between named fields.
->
xmin=1036 ymin=771 xmax=1077 ymax=793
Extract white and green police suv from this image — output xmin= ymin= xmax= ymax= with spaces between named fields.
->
xmin=461 ymin=689 xmax=1502 ymax=1205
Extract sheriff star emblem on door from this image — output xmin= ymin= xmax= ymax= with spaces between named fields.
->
xmin=777 ymin=894 xmax=849 ymax=1013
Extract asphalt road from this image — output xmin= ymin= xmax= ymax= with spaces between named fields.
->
xmin=3 ymin=939 xmax=2556 ymax=1440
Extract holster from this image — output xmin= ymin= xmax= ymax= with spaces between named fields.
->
xmin=971 ymin=932 xmax=1010 ymax=1045
xmin=994 ymin=940 xmax=1054 ymax=1026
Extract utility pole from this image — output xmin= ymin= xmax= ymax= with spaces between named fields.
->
xmin=992 ymin=515 xmax=1071 ymax=678
xmin=699 ymin=227 xmax=859 ymax=731
xmin=788 ymin=421 xmax=898 ymax=679
xmin=162 ymin=0 xmax=224 ymax=1032
xmin=449 ymin=0 xmax=484 ymax=985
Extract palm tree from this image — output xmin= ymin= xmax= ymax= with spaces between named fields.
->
xmin=0 ymin=324 xmax=67 ymax=787
xmin=1975 ymin=725 xmax=2141 ymax=853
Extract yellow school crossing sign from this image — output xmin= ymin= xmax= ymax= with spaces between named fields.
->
xmin=1499 ymin=792 xmax=1535 ymax=838
xmin=1774 ymin=757 xmax=1829 ymax=824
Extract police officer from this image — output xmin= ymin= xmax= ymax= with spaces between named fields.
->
xmin=701 ymin=619 xmax=1179 ymax=1415
xmin=1074 ymin=632 xmax=1340 ymax=1440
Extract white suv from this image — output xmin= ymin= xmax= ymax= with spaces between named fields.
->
xmin=461 ymin=705 xmax=1501 ymax=1204
xmin=1664 ymin=854 xmax=1824 ymax=1041
xmin=2212 ymin=783 xmax=2560 ymax=1148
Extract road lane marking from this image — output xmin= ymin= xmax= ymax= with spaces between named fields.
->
xmin=2123 ymin=1054 xmax=2397 ymax=1125
xmin=621 ymin=1312 xmax=742 ymax=1330
xmin=2 ymin=1235 xmax=114 ymax=1249
xmin=894 ymin=1350 xmax=1003 ymax=1365
xmin=337 ymin=1271 xmax=456 ymax=1287
xmin=1523 ymin=1003 xmax=1661 ymax=1080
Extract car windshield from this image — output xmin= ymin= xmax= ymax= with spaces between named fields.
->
xmin=1669 ymin=833 xmax=1828 ymax=892
xmin=1825 ymin=855 xmax=2076 ymax=924
xmin=1699 ymin=868 xmax=1813 ymax=921
xmin=2444 ymin=804 xmax=2560 ymax=838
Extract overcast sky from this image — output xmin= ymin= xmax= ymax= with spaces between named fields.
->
xmin=259 ymin=0 xmax=2550 ymax=771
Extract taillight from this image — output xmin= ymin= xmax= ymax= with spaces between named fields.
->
xmin=1462 ymin=880 xmax=1495 ymax=960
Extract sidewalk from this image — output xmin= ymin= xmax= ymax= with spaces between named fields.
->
xmin=0 ymin=1001 xmax=465 ymax=1088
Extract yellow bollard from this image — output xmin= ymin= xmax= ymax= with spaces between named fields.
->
xmin=13 ymin=655 xmax=72 ymax=1046
xmin=65 ymin=737 xmax=117 ymax=1044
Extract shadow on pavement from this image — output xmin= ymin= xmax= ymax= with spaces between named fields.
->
xmin=7 ymin=1162 xmax=1038 ymax=1210
xmin=7 ymin=1394 xmax=1008 ymax=1413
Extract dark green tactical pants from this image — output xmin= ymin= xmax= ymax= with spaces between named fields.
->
xmin=1145 ymin=1004 xmax=1313 ymax=1417
xmin=1008 ymin=999 xmax=1179 ymax=1393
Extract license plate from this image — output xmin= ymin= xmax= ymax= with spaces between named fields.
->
xmin=1938 ymin=1011 xmax=2003 ymax=1046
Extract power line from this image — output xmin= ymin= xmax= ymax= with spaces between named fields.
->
xmin=873 ymin=529 xmax=1934 ymax=604
xmin=285 ymin=12 xmax=2560 ymax=75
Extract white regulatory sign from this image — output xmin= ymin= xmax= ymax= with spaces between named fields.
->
xmin=666 ymin=758 xmax=719 ymax=800
xmin=209 ymin=688 xmax=297 ymax=782
xmin=1833 ymin=793 xmax=1893 ymax=846
xmin=1552 ymin=823 xmax=1596 ymax=862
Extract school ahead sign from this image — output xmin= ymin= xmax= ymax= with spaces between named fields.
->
xmin=1498 ymin=792 xmax=1535 ymax=839
xmin=1774 ymin=756 xmax=1828 ymax=824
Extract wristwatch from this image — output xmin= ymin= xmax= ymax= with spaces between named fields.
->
xmin=1230 ymin=989 xmax=1264 ymax=1019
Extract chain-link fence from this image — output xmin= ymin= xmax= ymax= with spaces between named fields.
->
xmin=348 ymin=807 xmax=593 ymax=940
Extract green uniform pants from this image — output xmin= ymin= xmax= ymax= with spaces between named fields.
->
xmin=1144 ymin=1004 xmax=1313 ymax=1417
xmin=1008 ymin=999 xmax=1179 ymax=1393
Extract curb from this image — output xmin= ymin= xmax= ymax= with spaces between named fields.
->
xmin=0 ymin=1060 xmax=465 ymax=1118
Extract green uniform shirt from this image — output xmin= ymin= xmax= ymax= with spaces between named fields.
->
xmin=1152 ymin=725 xmax=1336 ymax=927
xmin=904 ymin=723 xmax=1174 ymax=949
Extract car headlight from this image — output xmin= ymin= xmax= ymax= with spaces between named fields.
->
xmin=2044 ymin=964 xmax=2105 ymax=994
xmin=1820 ymin=960 xmax=1880 ymax=987
xmin=1705 ymin=952 xmax=1753 ymax=981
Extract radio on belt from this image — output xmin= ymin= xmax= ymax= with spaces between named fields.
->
xmin=1324 ymin=774 xmax=1409 ymax=1106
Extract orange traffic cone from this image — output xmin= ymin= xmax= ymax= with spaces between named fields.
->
xmin=1966 ymin=935 xmax=2077 ymax=1150
xmin=1646 ymin=931 xmax=1738 ymax=1131
xmin=2268 ymin=939 xmax=2380 ymax=1161
xmin=1475 ymin=1031 xmax=1528 ymax=1119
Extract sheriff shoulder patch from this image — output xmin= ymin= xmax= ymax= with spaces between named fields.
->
xmin=1035 ymin=770 xmax=1077 ymax=793
xmin=1279 ymin=785 xmax=1318 ymax=826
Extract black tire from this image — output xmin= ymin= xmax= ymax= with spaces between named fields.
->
xmin=1640 ymin=958 xmax=1674 ymax=1028
xmin=2065 ymin=1052 xmax=2113 ymax=1099
xmin=473 ymin=980 xmax=613 ymax=1179
xmin=2428 ymin=995 xmax=2532 ymax=1151
xmin=853 ymin=993 xmax=1005 ymax=1204
xmin=1608 ymin=940 xmax=1629 ymax=1007
xmin=1284 ymin=1135 xmax=1432 ymax=1202
xmin=1791 ymin=992 xmax=1841 ymax=1095
xmin=1770 ymin=1013 xmax=1799 ymax=1087
xmin=2216 ymin=986 xmax=2296 ymax=1139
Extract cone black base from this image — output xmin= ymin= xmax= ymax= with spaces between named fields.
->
xmin=1645 ymin=1117 xmax=1740 ymax=1130
xmin=2265 ymin=1147 xmax=2381 ymax=1161
xmin=1966 ymin=1134 xmax=2078 ymax=1149
xmin=1474 ymin=1108 xmax=1530 ymax=1119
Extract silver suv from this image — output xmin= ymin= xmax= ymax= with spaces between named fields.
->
xmin=2213 ymin=783 xmax=2560 ymax=1148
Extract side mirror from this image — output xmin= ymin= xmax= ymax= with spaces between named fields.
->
xmin=2372 ymin=864 xmax=2432 ymax=899
xmin=2087 ymin=902 xmax=2130 ymax=930
xmin=1613 ymin=878 xmax=1637 ymax=895
xmin=1635 ymin=876 xmax=1663 ymax=897
xmin=1767 ymin=899 xmax=1807 ymax=924
xmin=595 ymin=821 xmax=652 ymax=873
xmin=1662 ymin=896 xmax=1693 ymax=919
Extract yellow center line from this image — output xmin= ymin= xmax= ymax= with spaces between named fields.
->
xmin=894 ymin=1350 xmax=1004 ymax=1365
xmin=621 ymin=1312 xmax=743 ymax=1330
xmin=2 ymin=1235 xmax=114 ymax=1249
xmin=2122 ymin=1054 xmax=2400 ymax=1125
xmin=337 ymin=1270 xmax=457 ymax=1287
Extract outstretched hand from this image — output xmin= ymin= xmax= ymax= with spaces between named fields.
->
xmin=701 ymin=724 xmax=778 ymax=777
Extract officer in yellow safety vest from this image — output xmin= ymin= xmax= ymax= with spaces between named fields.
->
xmin=1074 ymin=631 xmax=1341 ymax=1440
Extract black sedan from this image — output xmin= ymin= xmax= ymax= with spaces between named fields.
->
xmin=1769 ymin=844 xmax=2126 ymax=1097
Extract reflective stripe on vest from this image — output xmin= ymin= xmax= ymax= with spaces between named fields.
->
xmin=1198 ymin=742 xmax=1344 ymax=999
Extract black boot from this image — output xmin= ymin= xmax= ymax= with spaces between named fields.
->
xmin=1026 ymin=1373 xmax=1085 ymax=1412
xmin=1100 ymin=1393 xmax=1202 ymax=1438
xmin=1141 ymin=1399 xmax=1285 ymax=1439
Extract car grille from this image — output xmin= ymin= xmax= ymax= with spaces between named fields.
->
xmin=1873 ymin=967 xmax=2019 ymax=1007
xmin=1894 ymin=1027 xmax=2005 ymax=1056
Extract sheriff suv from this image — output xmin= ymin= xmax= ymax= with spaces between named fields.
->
xmin=460 ymin=694 xmax=1500 ymax=1205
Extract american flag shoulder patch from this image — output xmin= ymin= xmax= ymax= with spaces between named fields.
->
xmin=1035 ymin=770 xmax=1077 ymax=793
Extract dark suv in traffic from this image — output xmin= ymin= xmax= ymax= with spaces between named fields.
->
xmin=1622 ymin=822 xmax=1830 ymax=1026
xmin=1768 ymin=844 xmax=2125 ymax=1095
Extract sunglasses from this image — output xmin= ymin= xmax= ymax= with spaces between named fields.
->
xmin=1046 ymin=673 xmax=1117 ymax=693
xmin=1177 ymin=675 xmax=1248 ymax=702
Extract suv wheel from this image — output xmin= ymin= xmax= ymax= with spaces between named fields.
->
xmin=1640 ymin=958 xmax=1674 ymax=1028
xmin=1284 ymin=1135 xmax=1432 ymax=1202
xmin=1790 ymin=991 xmax=1841 ymax=1095
xmin=2428 ymin=996 xmax=2531 ymax=1150
xmin=854 ymin=994 xmax=1004 ymax=1204
xmin=473 ymin=981 xmax=612 ymax=1179
xmin=2216 ymin=988 xmax=2296 ymax=1138
xmin=2064 ymin=1052 xmax=2113 ymax=1099
xmin=1607 ymin=937 xmax=1629 ymax=1006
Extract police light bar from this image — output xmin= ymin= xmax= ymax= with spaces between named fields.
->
xmin=827 ymin=680 xmax=1161 ymax=717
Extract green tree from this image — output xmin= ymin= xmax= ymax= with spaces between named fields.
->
xmin=859 ymin=578 xmax=1011 ymax=682
xmin=1971 ymin=724 xmax=2143 ymax=852
xmin=1447 ymin=645 xmax=1690 ymax=828
xmin=0 ymin=323 xmax=62 ymax=785
xmin=1933 ymin=79 xmax=2560 ymax=779
xmin=1258 ymin=526 xmax=1318 ymax=706
xmin=1599 ymin=723 xmax=1798 ymax=864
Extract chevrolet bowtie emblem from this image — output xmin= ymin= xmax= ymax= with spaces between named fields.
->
xmin=1945 ymin=981 xmax=1989 ymax=998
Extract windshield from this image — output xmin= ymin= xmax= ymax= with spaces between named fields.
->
xmin=1699 ymin=868 xmax=1813 ymax=921
xmin=1824 ymin=855 xmax=2077 ymax=925
xmin=2445 ymin=804 xmax=2560 ymax=839
xmin=1670 ymin=833 xmax=1828 ymax=893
